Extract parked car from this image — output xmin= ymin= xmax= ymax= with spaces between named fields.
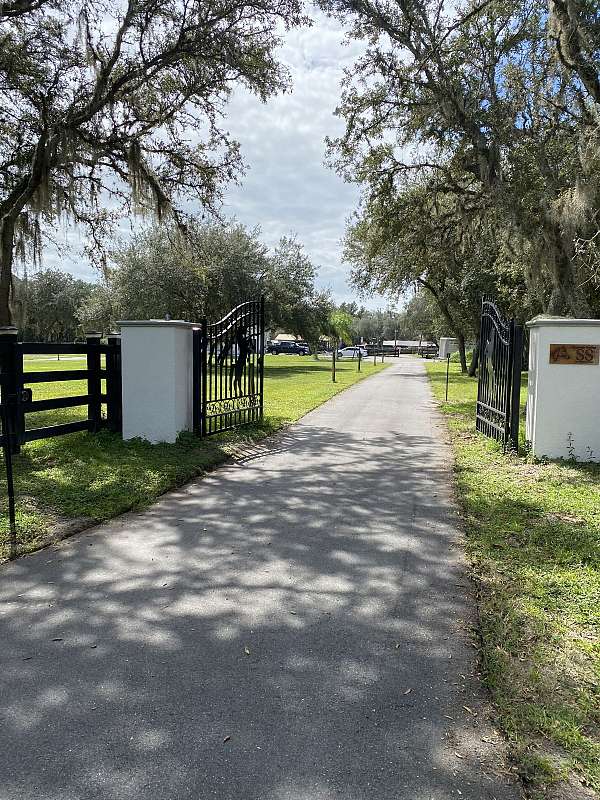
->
xmin=267 ymin=341 xmax=309 ymax=355
xmin=337 ymin=346 xmax=368 ymax=359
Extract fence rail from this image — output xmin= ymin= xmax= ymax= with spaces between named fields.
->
xmin=0 ymin=329 xmax=123 ymax=549
xmin=0 ymin=331 xmax=122 ymax=451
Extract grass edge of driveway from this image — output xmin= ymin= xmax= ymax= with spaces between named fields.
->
xmin=426 ymin=359 xmax=600 ymax=800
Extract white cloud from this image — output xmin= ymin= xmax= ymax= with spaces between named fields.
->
xmin=219 ymin=11 xmax=394 ymax=309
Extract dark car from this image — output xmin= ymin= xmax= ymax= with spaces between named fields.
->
xmin=267 ymin=341 xmax=309 ymax=355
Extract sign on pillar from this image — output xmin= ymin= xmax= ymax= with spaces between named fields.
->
xmin=526 ymin=317 xmax=600 ymax=460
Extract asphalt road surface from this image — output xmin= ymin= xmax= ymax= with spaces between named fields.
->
xmin=0 ymin=358 xmax=521 ymax=800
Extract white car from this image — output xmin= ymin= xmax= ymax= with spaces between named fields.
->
xmin=337 ymin=346 xmax=368 ymax=359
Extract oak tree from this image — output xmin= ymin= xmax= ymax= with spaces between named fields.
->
xmin=320 ymin=0 xmax=600 ymax=316
xmin=0 ymin=0 xmax=304 ymax=324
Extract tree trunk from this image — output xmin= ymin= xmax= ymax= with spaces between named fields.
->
xmin=543 ymin=218 xmax=591 ymax=317
xmin=468 ymin=341 xmax=480 ymax=377
xmin=0 ymin=217 xmax=15 ymax=326
xmin=418 ymin=279 xmax=469 ymax=373
xmin=457 ymin=332 xmax=467 ymax=373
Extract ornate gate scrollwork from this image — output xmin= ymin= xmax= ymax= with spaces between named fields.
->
xmin=194 ymin=298 xmax=265 ymax=437
xmin=476 ymin=298 xmax=523 ymax=450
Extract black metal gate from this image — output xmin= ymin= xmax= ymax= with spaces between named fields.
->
xmin=193 ymin=298 xmax=264 ymax=437
xmin=476 ymin=299 xmax=523 ymax=450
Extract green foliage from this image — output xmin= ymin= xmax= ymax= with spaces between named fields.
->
xmin=99 ymin=222 xmax=267 ymax=325
xmin=399 ymin=291 xmax=444 ymax=343
xmin=77 ymin=222 xmax=331 ymax=338
xmin=13 ymin=269 xmax=93 ymax=340
xmin=320 ymin=0 xmax=600 ymax=318
xmin=353 ymin=308 xmax=402 ymax=342
xmin=326 ymin=308 xmax=353 ymax=345
xmin=4 ymin=220 xmax=334 ymax=341
xmin=0 ymin=0 xmax=305 ymax=323
xmin=427 ymin=360 xmax=600 ymax=795
xmin=262 ymin=236 xmax=332 ymax=345
xmin=348 ymin=168 xmax=545 ymax=350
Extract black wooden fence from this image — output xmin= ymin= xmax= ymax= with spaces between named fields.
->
xmin=475 ymin=299 xmax=523 ymax=450
xmin=0 ymin=329 xmax=122 ymax=452
xmin=0 ymin=328 xmax=122 ymax=550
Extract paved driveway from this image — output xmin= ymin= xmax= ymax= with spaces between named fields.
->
xmin=0 ymin=358 xmax=520 ymax=799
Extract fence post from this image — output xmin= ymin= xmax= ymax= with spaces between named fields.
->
xmin=0 ymin=393 xmax=17 ymax=553
xmin=475 ymin=298 xmax=486 ymax=437
xmin=105 ymin=333 xmax=122 ymax=433
xmin=0 ymin=327 xmax=23 ymax=453
xmin=258 ymin=295 xmax=265 ymax=422
xmin=201 ymin=319 xmax=208 ymax=437
xmin=86 ymin=332 xmax=102 ymax=433
xmin=0 ymin=327 xmax=20 ymax=553
xmin=332 ymin=343 xmax=336 ymax=382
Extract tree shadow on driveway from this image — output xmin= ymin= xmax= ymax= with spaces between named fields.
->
xmin=0 ymin=421 xmax=520 ymax=800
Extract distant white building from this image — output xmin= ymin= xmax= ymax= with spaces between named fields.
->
xmin=377 ymin=339 xmax=437 ymax=353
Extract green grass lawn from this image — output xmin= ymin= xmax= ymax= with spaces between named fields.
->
xmin=427 ymin=360 xmax=600 ymax=799
xmin=0 ymin=354 xmax=386 ymax=561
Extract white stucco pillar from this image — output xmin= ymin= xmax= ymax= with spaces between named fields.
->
xmin=526 ymin=316 xmax=600 ymax=460
xmin=119 ymin=320 xmax=195 ymax=444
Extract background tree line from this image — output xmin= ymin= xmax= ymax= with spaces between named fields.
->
xmin=12 ymin=219 xmax=438 ymax=351
xmin=338 ymin=301 xmax=442 ymax=345
xmin=12 ymin=221 xmax=334 ymax=347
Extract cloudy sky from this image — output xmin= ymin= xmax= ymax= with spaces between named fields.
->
xmin=221 ymin=9 xmax=390 ymax=309
xmin=47 ymin=8 xmax=394 ymax=310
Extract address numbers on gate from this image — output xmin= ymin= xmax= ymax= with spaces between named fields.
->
xmin=549 ymin=344 xmax=600 ymax=364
